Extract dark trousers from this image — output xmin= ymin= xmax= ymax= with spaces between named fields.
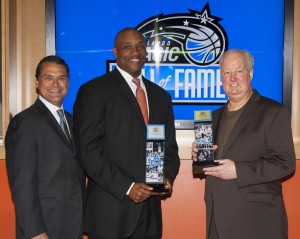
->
xmin=208 ymin=211 xmax=219 ymax=239
xmin=88 ymin=201 xmax=160 ymax=239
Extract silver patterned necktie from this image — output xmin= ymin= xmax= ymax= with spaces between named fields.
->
xmin=57 ymin=109 xmax=72 ymax=143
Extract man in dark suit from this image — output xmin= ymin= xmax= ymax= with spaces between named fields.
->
xmin=192 ymin=49 xmax=296 ymax=239
xmin=5 ymin=56 xmax=85 ymax=239
xmin=73 ymin=27 xmax=180 ymax=239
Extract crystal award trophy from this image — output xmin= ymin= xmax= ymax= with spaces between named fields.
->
xmin=145 ymin=124 xmax=169 ymax=192
xmin=193 ymin=110 xmax=218 ymax=175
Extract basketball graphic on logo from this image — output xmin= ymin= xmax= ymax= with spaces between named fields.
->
xmin=185 ymin=25 xmax=222 ymax=65
xmin=136 ymin=4 xmax=228 ymax=66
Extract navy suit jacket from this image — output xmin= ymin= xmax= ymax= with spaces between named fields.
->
xmin=73 ymin=69 xmax=180 ymax=238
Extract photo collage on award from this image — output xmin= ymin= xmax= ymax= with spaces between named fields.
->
xmin=194 ymin=122 xmax=214 ymax=162
xmin=145 ymin=142 xmax=165 ymax=183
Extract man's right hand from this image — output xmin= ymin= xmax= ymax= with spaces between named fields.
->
xmin=128 ymin=183 xmax=157 ymax=203
xmin=191 ymin=142 xmax=218 ymax=161
xmin=191 ymin=142 xmax=198 ymax=161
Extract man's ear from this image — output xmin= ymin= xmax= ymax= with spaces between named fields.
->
xmin=35 ymin=79 xmax=39 ymax=94
xmin=113 ymin=47 xmax=117 ymax=58
xmin=249 ymin=69 xmax=253 ymax=81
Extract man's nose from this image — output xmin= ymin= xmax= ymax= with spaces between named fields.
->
xmin=52 ymin=78 xmax=59 ymax=86
xmin=131 ymin=46 xmax=141 ymax=55
xmin=229 ymin=73 xmax=237 ymax=81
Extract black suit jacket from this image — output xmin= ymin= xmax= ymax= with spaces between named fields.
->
xmin=5 ymin=99 xmax=85 ymax=239
xmin=205 ymin=90 xmax=295 ymax=239
xmin=73 ymin=69 xmax=180 ymax=238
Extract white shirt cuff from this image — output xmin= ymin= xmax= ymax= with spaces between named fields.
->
xmin=126 ymin=182 xmax=135 ymax=195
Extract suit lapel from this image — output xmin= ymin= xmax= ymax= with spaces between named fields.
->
xmin=213 ymin=107 xmax=224 ymax=144
xmin=113 ymin=69 xmax=147 ymax=126
xmin=35 ymin=99 xmax=74 ymax=150
xmin=216 ymin=92 xmax=259 ymax=159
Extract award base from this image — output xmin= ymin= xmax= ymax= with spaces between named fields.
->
xmin=192 ymin=161 xmax=219 ymax=176
xmin=149 ymin=183 xmax=170 ymax=193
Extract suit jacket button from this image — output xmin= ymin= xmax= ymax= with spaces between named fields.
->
xmin=19 ymin=227 xmax=25 ymax=236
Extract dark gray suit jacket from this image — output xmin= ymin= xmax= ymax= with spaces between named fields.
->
xmin=5 ymin=99 xmax=85 ymax=239
xmin=205 ymin=90 xmax=295 ymax=239
xmin=73 ymin=69 xmax=180 ymax=238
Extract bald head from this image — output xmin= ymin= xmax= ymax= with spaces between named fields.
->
xmin=114 ymin=27 xmax=144 ymax=48
xmin=113 ymin=27 xmax=146 ymax=78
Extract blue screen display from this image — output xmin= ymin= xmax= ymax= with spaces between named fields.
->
xmin=56 ymin=0 xmax=284 ymax=122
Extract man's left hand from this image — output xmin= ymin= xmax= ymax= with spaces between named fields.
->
xmin=156 ymin=177 xmax=173 ymax=196
xmin=203 ymin=159 xmax=237 ymax=180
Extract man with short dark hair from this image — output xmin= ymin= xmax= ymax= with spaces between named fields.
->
xmin=6 ymin=55 xmax=85 ymax=239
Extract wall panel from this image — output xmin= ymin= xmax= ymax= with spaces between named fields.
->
xmin=292 ymin=0 xmax=300 ymax=158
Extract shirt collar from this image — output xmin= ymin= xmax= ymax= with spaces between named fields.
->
xmin=38 ymin=95 xmax=63 ymax=114
xmin=116 ymin=65 xmax=144 ymax=87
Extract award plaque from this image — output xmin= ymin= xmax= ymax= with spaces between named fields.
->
xmin=145 ymin=125 xmax=169 ymax=192
xmin=193 ymin=110 xmax=219 ymax=175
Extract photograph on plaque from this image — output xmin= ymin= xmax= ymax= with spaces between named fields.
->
xmin=145 ymin=141 xmax=165 ymax=184
xmin=195 ymin=122 xmax=214 ymax=162
xmin=193 ymin=110 xmax=218 ymax=175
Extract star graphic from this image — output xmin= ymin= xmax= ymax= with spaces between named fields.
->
xmin=159 ymin=26 xmax=163 ymax=31
xmin=183 ymin=20 xmax=189 ymax=26
xmin=197 ymin=10 xmax=213 ymax=25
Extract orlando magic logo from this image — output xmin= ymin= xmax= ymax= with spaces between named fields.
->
xmin=108 ymin=3 xmax=228 ymax=103
xmin=136 ymin=3 xmax=228 ymax=66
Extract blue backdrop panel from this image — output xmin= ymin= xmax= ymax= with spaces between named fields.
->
xmin=56 ymin=0 xmax=284 ymax=121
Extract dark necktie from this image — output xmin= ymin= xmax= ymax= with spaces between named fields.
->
xmin=132 ymin=78 xmax=149 ymax=124
xmin=57 ymin=109 xmax=72 ymax=143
